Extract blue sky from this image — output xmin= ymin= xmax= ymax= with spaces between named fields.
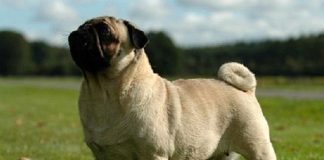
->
xmin=1 ymin=0 xmax=324 ymax=47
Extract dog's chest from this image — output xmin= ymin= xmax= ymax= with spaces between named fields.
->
xmin=78 ymin=82 xmax=131 ymax=145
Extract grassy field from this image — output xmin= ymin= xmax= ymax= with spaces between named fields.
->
xmin=0 ymin=78 xmax=91 ymax=160
xmin=0 ymin=77 xmax=323 ymax=160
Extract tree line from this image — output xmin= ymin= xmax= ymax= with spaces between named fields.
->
xmin=0 ymin=30 xmax=323 ymax=76
xmin=147 ymin=32 xmax=324 ymax=76
xmin=0 ymin=30 xmax=79 ymax=76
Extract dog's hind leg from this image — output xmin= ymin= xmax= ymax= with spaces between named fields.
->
xmin=230 ymin=119 xmax=276 ymax=160
xmin=237 ymin=141 xmax=276 ymax=160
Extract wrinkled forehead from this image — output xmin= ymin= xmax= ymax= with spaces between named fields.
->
xmin=81 ymin=16 xmax=127 ymax=40
xmin=83 ymin=16 xmax=121 ymax=26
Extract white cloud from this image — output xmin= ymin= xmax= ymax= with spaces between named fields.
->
xmin=149 ymin=0 xmax=323 ymax=46
xmin=125 ymin=0 xmax=174 ymax=33
xmin=71 ymin=0 xmax=98 ymax=4
xmin=178 ymin=0 xmax=258 ymax=10
xmin=35 ymin=0 xmax=78 ymax=23
xmin=33 ymin=0 xmax=81 ymax=45
xmin=168 ymin=12 xmax=253 ymax=46
xmin=129 ymin=0 xmax=169 ymax=20
xmin=3 ymin=0 xmax=324 ymax=46
xmin=0 ymin=0 xmax=26 ymax=8
xmin=178 ymin=0 xmax=295 ymax=10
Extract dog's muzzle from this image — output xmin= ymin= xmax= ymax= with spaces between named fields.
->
xmin=68 ymin=26 xmax=110 ymax=72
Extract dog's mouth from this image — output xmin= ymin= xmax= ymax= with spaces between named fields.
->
xmin=68 ymin=22 xmax=115 ymax=72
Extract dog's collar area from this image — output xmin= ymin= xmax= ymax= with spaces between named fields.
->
xmin=132 ymin=49 xmax=143 ymax=63
xmin=134 ymin=49 xmax=139 ymax=54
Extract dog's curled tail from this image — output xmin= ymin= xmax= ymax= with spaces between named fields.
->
xmin=218 ymin=62 xmax=256 ymax=93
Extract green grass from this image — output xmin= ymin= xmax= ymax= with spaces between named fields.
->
xmin=0 ymin=78 xmax=323 ymax=160
xmin=261 ymin=98 xmax=324 ymax=160
xmin=0 ymin=78 xmax=92 ymax=160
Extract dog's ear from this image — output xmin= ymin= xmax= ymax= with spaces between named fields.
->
xmin=124 ymin=20 xmax=149 ymax=49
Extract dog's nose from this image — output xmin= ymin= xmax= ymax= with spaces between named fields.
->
xmin=68 ymin=31 xmax=80 ymax=44
xmin=68 ymin=29 xmax=110 ymax=72
xmin=68 ymin=30 xmax=91 ymax=47
xmin=69 ymin=31 xmax=85 ymax=42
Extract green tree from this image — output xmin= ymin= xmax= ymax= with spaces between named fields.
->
xmin=31 ymin=41 xmax=79 ymax=76
xmin=31 ymin=41 xmax=57 ymax=75
xmin=50 ymin=47 xmax=80 ymax=76
xmin=0 ymin=31 xmax=34 ymax=75
xmin=146 ymin=31 xmax=183 ymax=76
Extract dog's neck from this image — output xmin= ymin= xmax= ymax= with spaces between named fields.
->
xmin=119 ymin=49 xmax=153 ymax=81
xmin=83 ymin=49 xmax=156 ymax=101
xmin=81 ymin=49 xmax=159 ymax=119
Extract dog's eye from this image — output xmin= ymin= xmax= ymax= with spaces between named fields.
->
xmin=95 ymin=23 xmax=111 ymax=38
xmin=94 ymin=22 xmax=119 ymax=43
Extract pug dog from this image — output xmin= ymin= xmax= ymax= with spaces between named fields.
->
xmin=68 ymin=16 xmax=276 ymax=160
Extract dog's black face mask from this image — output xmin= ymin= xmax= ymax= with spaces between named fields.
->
xmin=68 ymin=22 xmax=115 ymax=72
xmin=68 ymin=17 xmax=149 ymax=72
